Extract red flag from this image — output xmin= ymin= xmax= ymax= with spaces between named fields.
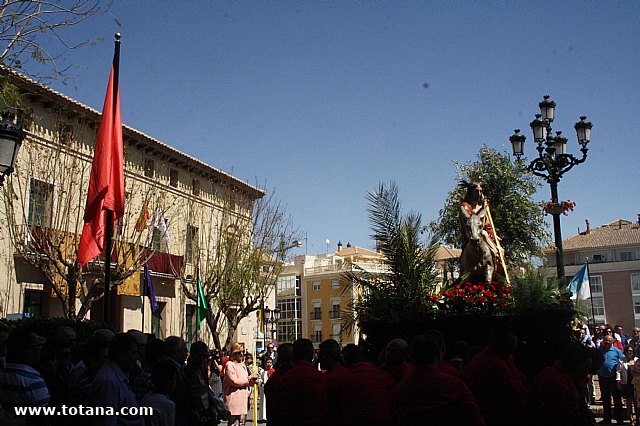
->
xmin=135 ymin=203 xmax=150 ymax=232
xmin=77 ymin=63 xmax=124 ymax=266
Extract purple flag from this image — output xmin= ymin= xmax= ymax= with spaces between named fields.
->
xmin=144 ymin=263 xmax=158 ymax=314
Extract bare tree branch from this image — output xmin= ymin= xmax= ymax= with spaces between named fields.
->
xmin=171 ymin=185 xmax=300 ymax=350
xmin=0 ymin=0 xmax=111 ymax=84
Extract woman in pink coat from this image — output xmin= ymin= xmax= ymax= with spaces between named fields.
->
xmin=223 ymin=343 xmax=258 ymax=426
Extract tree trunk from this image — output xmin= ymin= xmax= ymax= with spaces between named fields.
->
xmin=205 ymin=314 xmax=222 ymax=351
xmin=76 ymin=282 xmax=99 ymax=321
xmin=224 ymin=316 xmax=239 ymax=350
xmin=60 ymin=298 xmax=70 ymax=319
xmin=67 ymin=268 xmax=77 ymax=320
xmin=76 ymin=299 xmax=92 ymax=321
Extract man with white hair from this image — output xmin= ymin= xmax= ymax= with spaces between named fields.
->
xmin=127 ymin=330 xmax=147 ymax=368
xmin=127 ymin=330 xmax=152 ymax=402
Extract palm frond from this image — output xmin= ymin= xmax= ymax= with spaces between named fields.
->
xmin=343 ymin=182 xmax=441 ymax=325
xmin=367 ymin=181 xmax=401 ymax=248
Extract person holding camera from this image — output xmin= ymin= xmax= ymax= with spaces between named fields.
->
xmin=209 ymin=349 xmax=223 ymax=398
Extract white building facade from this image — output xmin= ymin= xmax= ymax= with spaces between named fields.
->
xmin=0 ymin=70 xmax=264 ymax=349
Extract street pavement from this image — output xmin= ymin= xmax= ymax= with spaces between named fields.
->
xmin=218 ymin=400 xmax=628 ymax=425
xmin=218 ymin=379 xmax=631 ymax=425
xmin=218 ymin=412 xmax=622 ymax=425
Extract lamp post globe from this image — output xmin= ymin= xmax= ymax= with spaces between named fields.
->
xmin=574 ymin=116 xmax=593 ymax=146
xmin=530 ymin=114 xmax=547 ymax=142
xmin=0 ymin=111 xmax=25 ymax=187
xmin=539 ymin=95 xmax=556 ymax=122
xmin=509 ymin=129 xmax=526 ymax=159
xmin=552 ymin=131 xmax=568 ymax=155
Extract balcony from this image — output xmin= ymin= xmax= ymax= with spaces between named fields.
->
xmin=329 ymin=310 xmax=341 ymax=319
xmin=564 ymin=258 xmax=640 ymax=271
xmin=312 ymin=334 xmax=323 ymax=343
xmin=145 ymin=250 xmax=184 ymax=275
xmin=305 ymin=263 xmax=343 ymax=274
xmin=310 ymin=311 xmax=322 ymax=320
xmin=351 ymin=261 xmax=390 ymax=274
xmin=304 ymin=261 xmax=390 ymax=275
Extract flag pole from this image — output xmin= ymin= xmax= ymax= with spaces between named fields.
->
xmin=103 ymin=212 xmax=112 ymax=323
xmin=103 ymin=33 xmax=121 ymax=324
xmin=195 ymin=267 xmax=199 ymax=342
xmin=586 ymin=259 xmax=595 ymax=326
xmin=141 ymin=265 xmax=146 ymax=333
xmin=253 ymin=351 xmax=258 ymax=424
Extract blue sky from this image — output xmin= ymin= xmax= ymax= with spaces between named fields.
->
xmin=40 ymin=1 xmax=640 ymax=256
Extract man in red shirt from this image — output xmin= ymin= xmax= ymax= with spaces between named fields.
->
xmin=336 ymin=344 xmax=395 ymax=426
xmin=318 ymin=338 xmax=347 ymax=425
xmin=380 ymin=338 xmax=414 ymax=384
xmin=277 ymin=339 xmax=328 ymax=426
xmin=600 ymin=327 xmax=624 ymax=350
xmin=531 ymin=342 xmax=592 ymax=425
xmin=263 ymin=342 xmax=293 ymax=426
xmin=318 ymin=338 xmax=347 ymax=380
xmin=392 ymin=334 xmax=485 ymax=425
xmin=425 ymin=329 xmax=461 ymax=377
xmin=463 ymin=325 xmax=528 ymax=425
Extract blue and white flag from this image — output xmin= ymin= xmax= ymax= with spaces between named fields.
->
xmin=568 ymin=264 xmax=590 ymax=301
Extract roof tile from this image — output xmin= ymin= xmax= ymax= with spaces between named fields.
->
xmin=563 ymin=219 xmax=640 ymax=250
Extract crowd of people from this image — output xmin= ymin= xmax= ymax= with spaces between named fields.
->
xmin=261 ymin=324 xmax=640 ymax=426
xmin=0 ymin=325 xmax=223 ymax=426
xmin=577 ymin=322 xmax=640 ymax=425
xmin=0 ymin=320 xmax=638 ymax=425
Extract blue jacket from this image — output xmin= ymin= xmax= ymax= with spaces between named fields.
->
xmin=598 ymin=345 xmax=624 ymax=378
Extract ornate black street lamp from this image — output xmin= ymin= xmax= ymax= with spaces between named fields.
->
xmin=0 ymin=111 xmax=25 ymax=187
xmin=263 ymin=238 xmax=301 ymax=348
xmin=510 ymin=96 xmax=593 ymax=283
xmin=263 ymin=306 xmax=281 ymax=343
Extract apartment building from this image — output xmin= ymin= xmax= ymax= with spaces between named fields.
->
xmin=274 ymin=242 xmax=460 ymax=346
xmin=273 ymin=243 xmax=385 ymax=346
xmin=548 ymin=218 xmax=640 ymax=330
xmin=0 ymin=70 xmax=264 ymax=347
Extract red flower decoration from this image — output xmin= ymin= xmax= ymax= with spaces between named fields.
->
xmin=540 ymin=199 xmax=577 ymax=216
xmin=427 ymin=280 xmax=511 ymax=316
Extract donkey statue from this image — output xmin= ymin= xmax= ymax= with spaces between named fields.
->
xmin=458 ymin=180 xmax=505 ymax=283
xmin=460 ymin=204 xmax=496 ymax=283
